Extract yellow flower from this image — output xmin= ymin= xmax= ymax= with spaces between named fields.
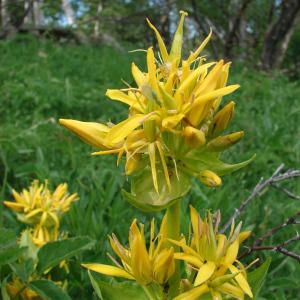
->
xmin=82 ymin=214 xmax=175 ymax=286
xmin=172 ymin=206 xmax=254 ymax=300
xmin=60 ymin=11 xmax=254 ymax=208
xmin=4 ymin=180 xmax=78 ymax=229
xmin=6 ymin=277 xmax=39 ymax=300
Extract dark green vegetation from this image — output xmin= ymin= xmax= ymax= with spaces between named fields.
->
xmin=0 ymin=36 xmax=299 ymax=299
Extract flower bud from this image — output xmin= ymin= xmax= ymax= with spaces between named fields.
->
xmin=211 ymin=101 xmax=235 ymax=136
xmin=207 ymin=131 xmax=244 ymax=152
xmin=182 ymin=126 xmax=206 ymax=148
xmin=198 ymin=170 xmax=222 ymax=188
xmin=153 ymin=248 xmax=175 ymax=284
xmin=59 ymin=119 xmax=109 ymax=149
xmin=125 ymin=154 xmax=142 ymax=176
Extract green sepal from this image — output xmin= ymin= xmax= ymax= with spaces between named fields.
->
xmin=122 ymin=167 xmax=191 ymax=212
xmin=88 ymin=271 xmax=148 ymax=300
xmin=183 ymin=149 xmax=256 ymax=176
xmin=246 ymin=257 xmax=271 ymax=299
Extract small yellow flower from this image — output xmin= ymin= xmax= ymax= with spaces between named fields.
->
xmin=172 ymin=206 xmax=254 ymax=300
xmin=82 ymin=214 xmax=175 ymax=286
xmin=6 ymin=277 xmax=39 ymax=300
xmin=4 ymin=180 xmax=78 ymax=229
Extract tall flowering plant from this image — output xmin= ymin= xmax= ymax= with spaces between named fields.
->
xmin=59 ymin=11 xmax=266 ymax=300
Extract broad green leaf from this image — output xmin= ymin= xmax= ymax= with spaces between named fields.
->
xmin=28 ymin=279 xmax=71 ymax=300
xmin=246 ymin=258 xmax=271 ymax=299
xmin=37 ymin=236 xmax=95 ymax=274
xmin=88 ymin=272 xmax=148 ymax=300
xmin=0 ymin=229 xmax=25 ymax=266
xmin=9 ymin=258 xmax=34 ymax=282
xmin=123 ymin=167 xmax=191 ymax=212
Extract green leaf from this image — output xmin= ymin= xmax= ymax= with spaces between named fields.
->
xmin=123 ymin=167 xmax=191 ymax=212
xmin=184 ymin=150 xmax=256 ymax=176
xmin=88 ymin=272 xmax=148 ymax=300
xmin=28 ymin=279 xmax=71 ymax=300
xmin=9 ymin=258 xmax=34 ymax=282
xmin=0 ymin=229 xmax=25 ymax=266
xmin=247 ymin=258 xmax=271 ymax=299
xmin=1 ymin=276 xmax=11 ymax=300
xmin=37 ymin=236 xmax=95 ymax=274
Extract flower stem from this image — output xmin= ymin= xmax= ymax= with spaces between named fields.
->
xmin=142 ymin=285 xmax=157 ymax=300
xmin=166 ymin=200 xmax=181 ymax=298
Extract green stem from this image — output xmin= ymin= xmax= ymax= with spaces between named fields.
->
xmin=142 ymin=285 xmax=157 ymax=300
xmin=166 ymin=200 xmax=181 ymax=298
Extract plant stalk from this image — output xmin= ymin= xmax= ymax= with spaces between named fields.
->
xmin=166 ymin=200 xmax=181 ymax=298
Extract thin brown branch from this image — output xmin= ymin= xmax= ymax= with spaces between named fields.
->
xmin=270 ymin=183 xmax=300 ymax=201
xmin=221 ymin=164 xmax=300 ymax=233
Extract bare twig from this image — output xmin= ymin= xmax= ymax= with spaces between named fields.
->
xmin=238 ymin=212 xmax=300 ymax=262
xmin=221 ymin=164 xmax=300 ymax=233
xmin=271 ymin=183 xmax=300 ymax=201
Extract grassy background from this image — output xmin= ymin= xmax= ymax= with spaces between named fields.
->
xmin=0 ymin=35 xmax=299 ymax=299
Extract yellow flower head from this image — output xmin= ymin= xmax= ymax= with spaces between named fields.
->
xmin=60 ymin=11 xmax=254 ymax=209
xmin=82 ymin=214 xmax=175 ymax=286
xmin=4 ymin=180 xmax=78 ymax=229
xmin=172 ymin=206 xmax=254 ymax=300
xmin=6 ymin=277 xmax=39 ymax=300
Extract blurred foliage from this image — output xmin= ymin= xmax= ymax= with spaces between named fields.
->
xmin=0 ymin=34 xmax=299 ymax=299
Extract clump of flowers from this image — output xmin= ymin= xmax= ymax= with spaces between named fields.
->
xmin=4 ymin=180 xmax=78 ymax=299
xmin=82 ymin=207 xmax=255 ymax=299
xmin=4 ymin=179 xmax=78 ymax=246
xmin=172 ymin=206 xmax=255 ymax=299
xmin=59 ymin=11 xmax=254 ymax=211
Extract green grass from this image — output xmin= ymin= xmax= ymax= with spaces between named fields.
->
xmin=0 ymin=35 xmax=299 ymax=299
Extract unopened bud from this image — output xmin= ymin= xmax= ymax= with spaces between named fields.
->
xmin=182 ymin=126 xmax=206 ymax=148
xmin=198 ymin=170 xmax=222 ymax=188
xmin=238 ymin=231 xmax=251 ymax=244
xmin=211 ymin=101 xmax=235 ymax=136
xmin=125 ymin=154 xmax=141 ymax=175
xmin=207 ymin=131 xmax=244 ymax=152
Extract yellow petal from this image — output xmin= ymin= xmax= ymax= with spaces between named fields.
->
xmin=148 ymin=143 xmax=158 ymax=193
xmin=238 ymin=231 xmax=251 ymax=244
xmin=188 ymin=29 xmax=212 ymax=63
xmin=132 ymin=63 xmax=147 ymax=88
xmin=82 ymin=263 xmax=134 ymax=280
xmin=174 ymin=253 xmax=203 ymax=268
xmin=59 ymin=119 xmax=109 ymax=149
xmin=224 ymin=239 xmax=239 ymax=266
xmin=12 ymin=189 xmax=25 ymax=204
xmin=147 ymin=47 xmax=160 ymax=97
xmin=194 ymin=261 xmax=216 ymax=286
xmin=107 ymin=114 xmax=146 ymax=145
xmin=229 ymin=265 xmax=253 ymax=298
xmin=156 ymin=141 xmax=171 ymax=190
xmin=170 ymin=11 xmax=188 ymax=62
xmin=162 ymin=114 xmax=185 ymax=130
xmin=106 ymin=89 xmax=143 ymax=112
xmin=3 ymin=201 xmax=25 ymax=212
xmin=146 ymin=18 xmax=169 ymax=62
xmin=217 ymin=282 xmax=244 ymax=299
xmin=174 ymin=284 xmax=209 ymax=300
xmin=182 ymin=126 xmax=206 ymax=148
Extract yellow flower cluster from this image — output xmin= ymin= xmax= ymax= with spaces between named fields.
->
xmin=83 ymin=206 xmax=254 ymax=299
xmin=172 ymin=206 xmax=254 ymax=300
xmin=83 ymin=214 xmax=175 ymax=286
xmin=4 ymin=180 xmax=78 ymax=246
xmin=60 ymin=11 xmax=253 ymax=198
